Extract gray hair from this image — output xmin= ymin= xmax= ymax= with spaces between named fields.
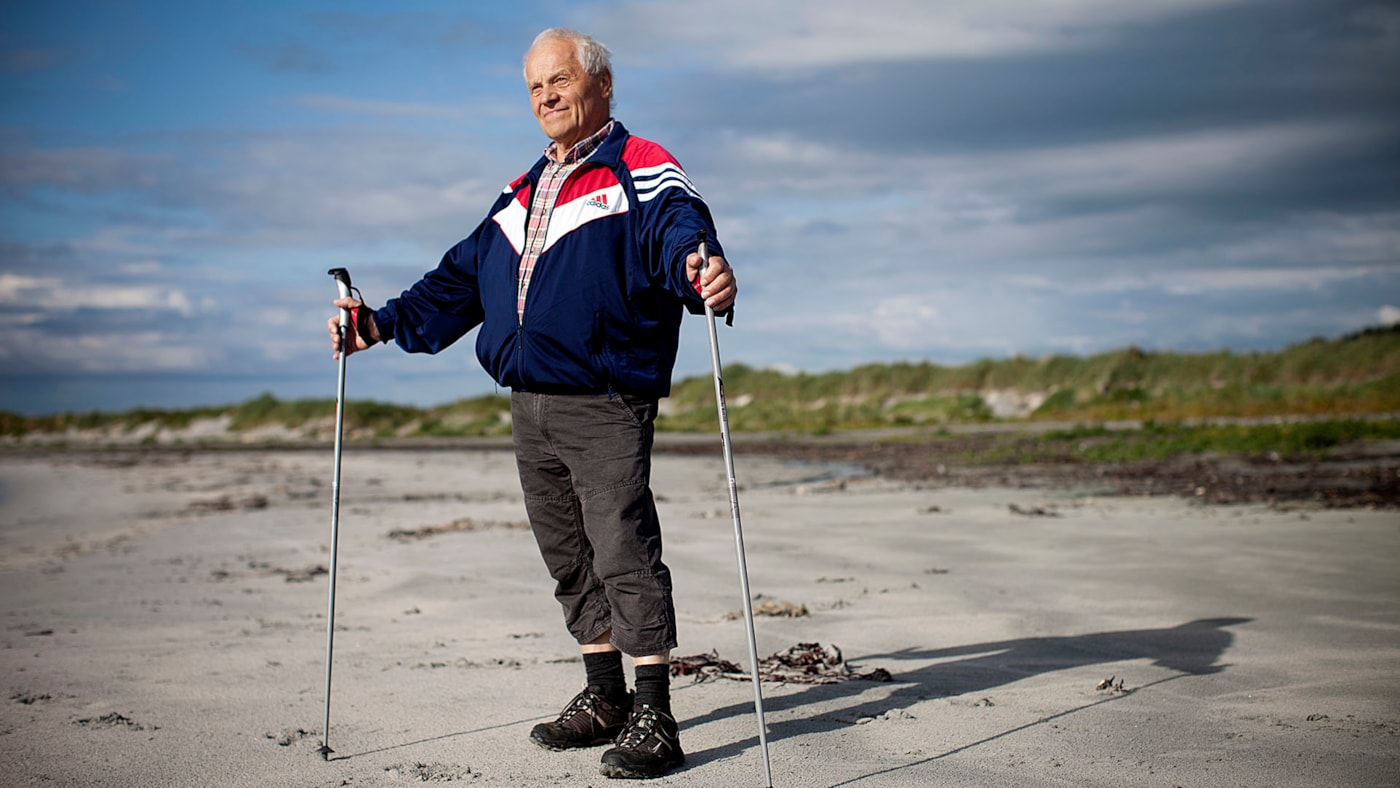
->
xmin=524 ymin=27 xmax=613 ymax=80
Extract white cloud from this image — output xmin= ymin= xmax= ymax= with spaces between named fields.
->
xmin=0 ymin=273 xmax=194 ymax=316
xmin=585 ymin=0 xmax=1259 ymax=68
xmin=870 ymin=296 xmax=943 ymax=347
xmin=0 ymin=330 xmax=206 ymax=373
xmin=0 ymin=273 xmax=51 ymax=300
xmin=1381 ymin=305 xmax=1400 ymax=326
xmin=1158 ymin=266 xmax=1383 ymax=295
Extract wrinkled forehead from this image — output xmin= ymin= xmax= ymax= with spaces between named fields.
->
xmin=524 ymin=39 xmax=581 ymax=80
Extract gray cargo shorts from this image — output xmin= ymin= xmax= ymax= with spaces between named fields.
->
xmin=510 ymin=390 xmax=677 ymax=656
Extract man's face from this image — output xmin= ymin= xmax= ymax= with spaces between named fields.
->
xmin=525 ymin=38 xmax=612 ymax=153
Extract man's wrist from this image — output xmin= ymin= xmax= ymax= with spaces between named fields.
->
xmin=351 ymin=306 xmax=385 ymax=345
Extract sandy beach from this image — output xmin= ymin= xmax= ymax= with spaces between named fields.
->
xmin=1 ymin=446 xmax=1397 ymax=786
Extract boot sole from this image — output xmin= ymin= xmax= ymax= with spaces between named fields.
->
xmin=530 ymin=733 xmax=617 ymax=752
xmin=598 ymin=754 xmax=685 ymax=779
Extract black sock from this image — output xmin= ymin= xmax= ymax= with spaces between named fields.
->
xmin=633 ymin=663 xmax=671 ymax=715
xmin=583 ymin=650 xmax=627 ymax=704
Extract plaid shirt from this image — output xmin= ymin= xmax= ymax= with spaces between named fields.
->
xmin=517 ymin=120 xmax=615 ymax=320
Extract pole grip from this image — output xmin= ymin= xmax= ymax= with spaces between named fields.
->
xmin=693 ymin=231 xmax=733 ymax=326
xmin=328 ymin=268 xmax=353 ymax=335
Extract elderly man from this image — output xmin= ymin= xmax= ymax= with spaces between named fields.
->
xmin=328 ymin=28 xmax=735 ymax=780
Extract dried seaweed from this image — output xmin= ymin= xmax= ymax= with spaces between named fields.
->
xmin=671 ymin=642 xmax=892 ymax=685
xmin=386 ymin=518 xmax=529 ymax=542
xmin=724 ymin=600 xmax=809 ymax=620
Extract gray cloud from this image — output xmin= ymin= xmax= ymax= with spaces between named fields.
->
xmin=620 ymin=0 xmax=1398 ymax=157
xmin=585 ymin=0 xmax=1269 ymax=67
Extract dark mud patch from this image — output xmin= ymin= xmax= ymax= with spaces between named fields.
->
xmin=187 ymin=493 xmax=269 ymax=513
xmin=267 ymin=727 xmax=318 ymax=747
xmin=673 ymin=435 xmax=1400 ymax=509
xmin=75 ymin=712 xmax=155 ymax=731
xmin=240 ymin=560 xmax=328 ymax=583
xmin=383 ymin=761 xmax=477 ymax=781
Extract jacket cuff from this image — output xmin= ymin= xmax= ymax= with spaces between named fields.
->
xmin=373 ymin=303 xmax=397 ymax=343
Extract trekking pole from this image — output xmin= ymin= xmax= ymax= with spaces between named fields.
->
xmin=319 ymin=267 xmax=354 ymax=760
xmin=696 ymin=231 xmax=773 ymax=787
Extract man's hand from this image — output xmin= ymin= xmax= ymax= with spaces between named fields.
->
xmin=685 ymin=252 xmax=737 ymax=313
xmin=327 ymin=296 xmax=381 ymax=359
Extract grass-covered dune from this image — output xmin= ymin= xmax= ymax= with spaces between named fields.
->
xmin=662 ymin=323 xmax=1400 ymax=432
xmin=3 ymin=324 xmax=1397 ymax=443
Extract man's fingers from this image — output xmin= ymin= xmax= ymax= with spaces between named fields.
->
xmin=700 ymin=260 xmax=732 ymax=290
xmin=687 ymin=252 xmax=724 ymax=277
xmin=686 ymin=252 xmax=736 ymax=310
xmin=328 ymin=304 xmax=356 ymax=358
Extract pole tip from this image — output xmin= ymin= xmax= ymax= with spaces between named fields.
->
xmin=318 ymin=744 xmax=334 ymax=760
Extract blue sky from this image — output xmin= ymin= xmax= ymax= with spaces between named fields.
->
xmin=2 ymin=0 xmax=1397 ymax=414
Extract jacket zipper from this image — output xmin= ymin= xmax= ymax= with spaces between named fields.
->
xmin=515 ymin=173 xmax=534 ymax=385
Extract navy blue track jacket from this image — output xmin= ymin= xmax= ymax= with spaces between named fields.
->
xmin=374 ymin=122 xmax=724 ymax=399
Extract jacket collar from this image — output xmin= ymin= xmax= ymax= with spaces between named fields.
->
xmin=527 ymin=121 xmax=630 ymax=182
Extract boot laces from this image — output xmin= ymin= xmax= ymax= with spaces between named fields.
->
xmin=557 ymin=691 xmax=597 ymax=723
xmin=618 ymin=707 xmax=661 ymax=748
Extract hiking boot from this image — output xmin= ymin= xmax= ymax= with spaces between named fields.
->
xmin=599 ymin=704 xmax=684 ymax=779
xmin=530 ymin=686 xmax=631 ymax=751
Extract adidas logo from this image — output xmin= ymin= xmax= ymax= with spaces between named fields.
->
xmin=584 ymin=193 xmax=610 ymax=210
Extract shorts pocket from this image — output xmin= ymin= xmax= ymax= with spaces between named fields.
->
xmin=612 ymin=392 xmax=657 ymax=428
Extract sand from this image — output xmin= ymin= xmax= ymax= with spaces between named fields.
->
xmin=1 ymin=447 xmax=1397 ymax=787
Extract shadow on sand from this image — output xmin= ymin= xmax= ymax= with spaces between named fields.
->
xmin=679 ymin=617 xmax=1251 ymax=783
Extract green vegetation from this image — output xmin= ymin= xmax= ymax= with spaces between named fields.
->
xmin=659 ymin=324 xmax=1400 ymax=431
xmin=415 ymin=394 xmax=514 ymax=438
xmin=0 ymin=404 xmax=227 ymax=437
xmin=1 ymin=325 xmax=1396 ymax=442
xmin=0 ymin=392 xmax=513 ymax=441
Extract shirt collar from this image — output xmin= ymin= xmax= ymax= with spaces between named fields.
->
xmin=545 ymin=119 xmax=615 ymax=165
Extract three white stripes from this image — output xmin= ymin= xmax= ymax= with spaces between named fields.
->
xmin=631 ymin=162 xmax=701 ymax=202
